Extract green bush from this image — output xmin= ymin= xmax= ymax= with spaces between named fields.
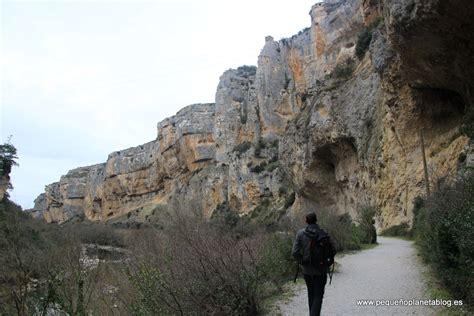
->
xmin=259 ymin=233 xmax=294 ymax=289
xmin=411 ymin=195 xmax=424 ymax=234
xmin=318 ymin=211 xmax=361 ymax=252
xmin=332 ymin=58 xmax=355 ymax=79
xmin=265 ymin=161 xmax=279 ymax=172
xmin=357 ymin=206 xmax=378 ymax=243
xmin=413 ymin=172 xmax=474 ymax=304
xmin=355 ymin=28 xmax=372 ymax=60
xmin=250 ymin=162 xmax=267 ymax=173
xmin=233 ymin=142 xmax=252 ymax=156
xmin=284 ymin=192 xmax=296 ymax=209
xmin=380 ymin=222 xmax=411 ymax=237
xmin=354 ymin=18 xmax=382 ymax=60
xmin=254 ymin=138 xmax=266 ymax=157
xmin=249 ymin=160 xmax=279 ymax=174
xmin=270 ymin=139 xmax=279 ymax=149
xmin=211 ymin=201 xmax=240 ymax=228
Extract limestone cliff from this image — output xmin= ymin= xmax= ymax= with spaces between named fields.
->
xmin=32 ymin=0 xmax=473 ymax=230
xmin=280 ymin=0 xmax=473 ymax=228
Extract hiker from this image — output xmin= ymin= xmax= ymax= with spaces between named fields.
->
xmin=292 ymin=212 xmax=334 ymax=316
xmin=370 ymin=219 xmax=377 ymax=244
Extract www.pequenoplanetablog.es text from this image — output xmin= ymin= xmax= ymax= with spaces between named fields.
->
xmin=356 ymin=299 xmax=463 ymax=308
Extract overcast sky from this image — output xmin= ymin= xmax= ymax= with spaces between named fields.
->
xmin=1 ymin=0 xmax=318 ymax=209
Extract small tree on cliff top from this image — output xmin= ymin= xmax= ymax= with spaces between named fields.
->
xmin=0 ymin=137 xmax=19 ymax=176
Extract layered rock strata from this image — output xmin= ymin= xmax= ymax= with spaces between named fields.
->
xmin=32 ymin=0 xmax=473 ymax=230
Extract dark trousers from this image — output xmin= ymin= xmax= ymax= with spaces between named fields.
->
xmin=303 ymin=273 xmax=327 ymax=316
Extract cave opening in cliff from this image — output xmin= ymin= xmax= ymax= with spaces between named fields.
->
xmin=305 ymin=137 xmax=358 ymax=208
xmin=417 ymin=88 xmax=465 ymax=120
xmin=414 ymin=87 xmax=466 ymax=137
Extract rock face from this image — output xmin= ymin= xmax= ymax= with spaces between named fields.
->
xmin=32 ymin=0 xmax=473 ymax=230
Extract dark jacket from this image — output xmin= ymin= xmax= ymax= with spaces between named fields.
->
xmin=292 ymin=223 xmax=326 ymax=276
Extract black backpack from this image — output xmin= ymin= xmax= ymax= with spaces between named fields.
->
xmin=306 ymin=229 xmax=335 ymax=269
xmin=304 ymin=229 xmax=336 ymax=283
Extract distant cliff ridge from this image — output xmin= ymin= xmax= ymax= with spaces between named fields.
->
xmin=31 ymin=0 xmax=474 ymax=230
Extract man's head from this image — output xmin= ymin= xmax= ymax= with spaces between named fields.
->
xmin=306 ymin=212 xmax=317 ymax=224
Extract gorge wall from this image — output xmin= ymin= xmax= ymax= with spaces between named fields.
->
xmin=30 ymin=0 xmax=474 ymax=230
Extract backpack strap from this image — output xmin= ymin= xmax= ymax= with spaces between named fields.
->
xmin=316 ymin=229 xmax=329 ymax=241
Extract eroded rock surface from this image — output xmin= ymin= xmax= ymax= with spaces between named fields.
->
xmin=32 ymin=0 xmax=473 ymax=230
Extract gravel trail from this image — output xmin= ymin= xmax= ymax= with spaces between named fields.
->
xmin=274 ymin=237 xmax=438 ymax=315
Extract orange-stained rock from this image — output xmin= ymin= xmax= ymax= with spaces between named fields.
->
xmin=30 ymin=0 xmax=473 ymax=231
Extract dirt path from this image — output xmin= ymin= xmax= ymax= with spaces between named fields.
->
xmin=274 ymin=237 xmax=438 ymax=315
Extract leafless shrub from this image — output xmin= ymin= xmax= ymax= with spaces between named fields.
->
xmin=0 ymin=201 xmax=123 ymax=315
xmin=125 ymin=209 xmax=293 ymax=315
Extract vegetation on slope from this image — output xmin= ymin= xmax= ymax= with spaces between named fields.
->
xmin=355 ymin=17 xmax=383 ymax=60
xmin=0 ymin=142 xmax=393 ymax=314
xmin=412 ymin=170 xmax=474 ymax=306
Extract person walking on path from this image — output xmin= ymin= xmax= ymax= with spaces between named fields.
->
xmin=292 ymin=212 xmax=333 ymax=316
